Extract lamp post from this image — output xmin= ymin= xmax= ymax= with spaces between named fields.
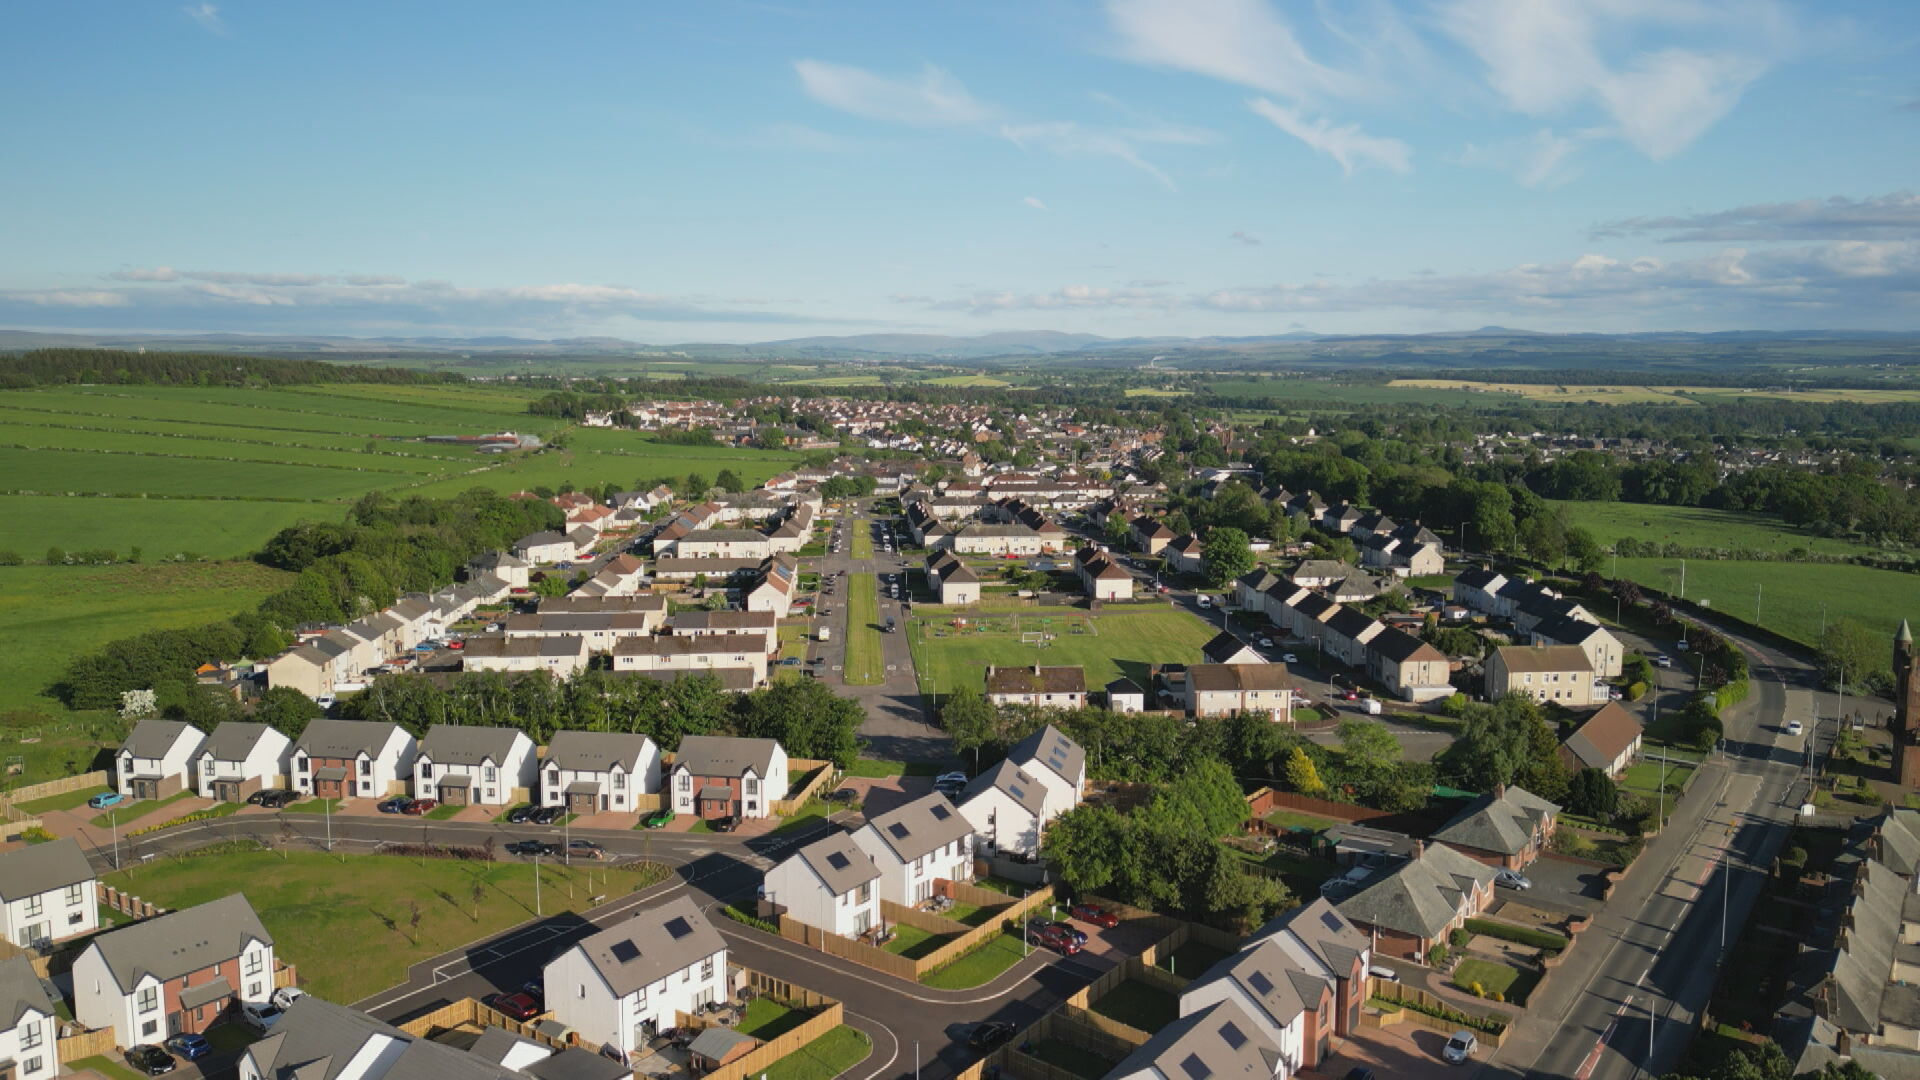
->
xmin=534 ymin=853 xmax=543 ymax=917
xmin=111 ymin=808 xmax=120 ymax=871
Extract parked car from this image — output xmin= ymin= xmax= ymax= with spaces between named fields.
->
xmin=506 ymin=805 xmax=536 ymax=824
xmin=88 ymin=792 xmax=125 ymax=810
xmin=710 ymin=815 xmax=739 ymax=833
xmin=568 ymin=839 xmax=607 ymax=860
xmin=532 ymin=805 xmax=566 ymax=825
xmin=642 ymin=809 xmax=675 ymax=828
xmin=1786 ymin=719 xmax=1805 ymax=737
xmin=519 ymin=978 xmax=546 ymax=1009
xmin=1048 ymin=921 xmax=1089 ymax=946
xmin=1068 ymin=903 xmax=1119 ymax=929
xmin=824 ymin=787 xmax=858 ymax=803
xmin=272 ymin=986 xmax=307 ymax=1011
xmin=489 ymin=991 xmax=541 ymax=1021
xmin=506 ymin=840 xmax=563 ymax=857
xmin=969 ymin=1022 xmax=1015 ymax=1050
xmin=1258 ymin=637 xmax=1274 ymax=648
xmin=1367 ymin=963 xmax=1400 ymax=983
xmin=378 ymin=797 xmax=413 ymax=814
xmin=1443 ymin=1031 xmax=1478 ymax=1064
xmin=1027 ymin=923 xmax=1081 ymax=956
xmin=1343 ymin=1069 xmax=1378 ymax=1080
xmin=1196 ymin=595 xmax=1212 ymax=607
xmin=163 ymin=1033 xmax=210 ymax=1061
xmin=403 ymin=798 xmax=437 ymax=815
xmin=242 ymin=1001 xmax=284 ymax=1033
xmin=125 ymin=1045 xmax=177 ymax=1076
xmin=1653 ymin=654 xmax=1673 ymax=668
xmin=1494 ymin=869 xmax=1532 ymax=890
xmin=261 ymin=788 xmax=298 ymax=808
xmin=934 ymin=771 xmax=968 ymax=788
xmin=1281 ymin=653 xmax=1298 ymax=664
xmin=246 ymin=789 xmax=275 ymax=805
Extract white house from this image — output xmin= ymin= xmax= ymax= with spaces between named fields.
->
xmin=956 ymin=760 xmax=1049 ymax=858
xmin=541 ymin=730 xmax=662 ymax=815
xmin=73 ymin=894 xmax=275 ymax=1046
xmin=0 ymin=838 xmax=98 ymax=947
xmin=544 ymin=897 xmax=728 ymax=1064
xmin=668 ymin=736 xmax=788 ymax=820
xmin=849 ymin=793 xmax=976 ymax=906
xmin=1180 ymin=939 xmax=1328 ymax=1075
xmin=0 ymin=955 xmax=57 ymax=1080
xmin=289 ymin=718 xmax=418 ymax=801
xmin=1005 ymin=724 xmax=1086 ymax=821
xmin=514 ymin=531 xmax=575 ymax=565
xmin=761 ymin=831 xmax=881 ymax=939
xmin=116 ymin=718 xmax=206 ymax=801
xmin=461 ymin=634 xmax=591 ymax=677
xmin=194 ymin=722 xmax=291 ymax=802
xmin=1106 ymin=1000 xmax=1284 ymax=1080
xmin=413 ymin=724 xmax=537 ymax=807
xmin=240 ymin=994 xmax=632 ymax=1080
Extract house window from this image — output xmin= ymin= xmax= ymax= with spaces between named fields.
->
xmin=613 ymin=772 xmax=626 ymax=790
xmin=20 ymin=1020 xmax=42 ymax=1050
xmin=295 ymin=756 xmax=307 ymax=773
xmin=745 ymin=778 xmax=758 ymax=796
xmin=141 ymin=1020 xmax=158 ymax=1038
xmin=138 ymin=986 xmax=159 ymax=1013
xmin=701 ymin=958 xmax=715 ymax=981
xmin=484 ymin=766 xmax=496 ymax=783
xmin=23 ymin=894 xmax=42 ymax=918
xmin=678 ymin=773 xmax=691 ymax=792
xmin=359 ymin=759 xmax=371 ymax=776
xmin=23 ymin=1058 xmax=42 ymax=1077
xmin=244 ymin=951 xmax=264 ymax=976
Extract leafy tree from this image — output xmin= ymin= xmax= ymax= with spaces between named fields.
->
xmin=938 ymin=688 xmax=997 ymax=753
xmin=714 ymin=469 xmax=743 ymax=493
xmin=1337 ymin=719 xmax=1402 ymax=772
xmin=1153 ymin=758 xmax=1248 ymax=838
xmin=1202 ymin=528 xmax=1256 ymax=588
xmin=256 ymin=686 xmax=322 ymax=739
xmin=1819 ymin=616 xmax=1885 ymax=692
xmin=732 ymin=679 xmax=862 ymax=766
xmin=1283 ymin=747 xmax=1325 ymax=795
xmin=1104 ymin=515 xmax=1131 ymax=549
xmin=45 ymin=547 xmax=65 ymax=566
xmin=533 ymin=575 xmax=571 ymax=598
xmin=1564 ymin=767 xmax=1618 ymax=818
xmin=685 ymin=473 xmax=708 ymax=497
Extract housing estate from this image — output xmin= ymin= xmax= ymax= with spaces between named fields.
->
xmin=761 ymin=831 xmax=881 ymax=939
xmin=413 ymin=724 xmax=538 ymax=808
xmin=0 ymin=838 xmax=98 ymax=947
xmin=115 ymin=718 xmax=206 ymax=801
xmin=542 ymin=897 xmax=729 ymax=1064
xmin=193 ymin=721 xmax=291 ymax=802
xmin=849 ymin=793 xmax=976 ymax=905
xmin=540 ymin=730 xmax=662 ymax=814
xmin=668 ymin=735 xmax=789 ymax=820
xmin=73 ymin=894 xmax=276 ymax=1046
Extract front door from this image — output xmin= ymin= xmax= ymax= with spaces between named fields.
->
xmin=214 ymin=781 xmax=238 ymax=802
xmin=445 ymin=786 xmax=468 ymax=807
xmin=132 ymin=778 xmax=158 ymax=801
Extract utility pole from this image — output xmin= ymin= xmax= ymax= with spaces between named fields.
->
xmin=111 ymin=808 xmax=120 ymax=871
xmin=1756 ymin=583 xmax=1763 ymax=627
xmin=1679 ymin=558 xmax=1686 ymax=601
xmin=325 ymin=793 xmax=333 ymax=853
xmin=534 ymin=853 xmax=543 ymax=917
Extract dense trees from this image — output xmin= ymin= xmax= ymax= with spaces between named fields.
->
xmin=0 ymin=348 xmax=453 ymax=389
xmin=1202 ymin=528 xmax=1255 ymax=588
xmin=1437 ymin=696 xmax=1570 ymax=803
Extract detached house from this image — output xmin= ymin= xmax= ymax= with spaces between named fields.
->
xmin=1182 ymin=939 xmax=1337 ymax=1073
xmin=926 ymin=551 xmax=981 ymax=606
xmin=194 ymin=722 xmax=291 ymax=802
xmin=413 ymin=725 xmax=537 ymax=808
xmin=1106 ymin=1000 xmax=1284 ymax=1080
xmin=544 ymin=897 xmax=728 ymax=1064
xmin=0 ymin=838 xmax=98 ymax=947
xmin=850 ymin=793 xmax=976 ymax=905
xmin=1367 ymin=628 xmax=1454 ymax=703
xmin=1559 ymin=702 xmax=1643 ymax=778
xmin=1006 ymin=724 xmax=1085 ymax=820
xmin=668 ymin=735 xmax=788 ymax=821
xmin=1074 ymin=547 xmax=1134 ymax=601
xmin=541 ymin=731 xmax=662 ymax=815
xmin=116 ymin=718 xmax=206 ymax=801
xmin=0 ymin=955 xmax=57 ymax=1080
xmin=1431 ymin=784 xmax=1560 ymax=870
xmin=1188 ymin=664 xmax=1295 ymax=720
xmin=289 ymin=718 xmax=417 ymax=801
xmin=761 ymin=832 xmax=881 ymax=939
xmin=1334 ymin=841 xmax=1496 ymax=961
xmin=983 ymin=665 xmax=1088 ymax=709
xmin=73 ymin=894 xmax=276 ymax=1046
xmin=956 ymin=760 xmax=1049 ymax=858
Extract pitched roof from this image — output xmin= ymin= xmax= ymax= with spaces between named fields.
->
xmin=122 ymin=717 xmax=199 ymax=759
xmin=246 ymin=993 xmax=531 ymax=1080
xmin=1188 ymin=664 xmax=1294 ymax=693
xmin=1187 ymin=939 xmax=1328 ymax=1032
xmin=959 ymin=759 xmax=1048 ymax=820
xmin=984 ymin=665 xmax=1087 ymax=695
xmin=1561 ymin=703 xmax=1642 ymax=771
xmin=1491 ymin=644 xmax=1592 ymax=674
xmin=1201 ymin=632 xmax=1263 ymax=664
xmin=672 ymin=735 xmax=783 ymax=779
xmin=570 ymin=896 xmax=725 ymax=997
xmin=0 ymin=953 xmax=53 ymax=1028
xmin=0 ymin=836 xmax=94 ymax=901
xmin=1433 ymin=785 xmax=1561 ymax=856
xmin=464 ymin=634 xmax=588 ymax=660
xmin=667 ymin=610 xmax=778 ymax=633
xmin=1336 ymin=843 xmax=1494 ymax=939
xmin=1369 ymin=627 xmax=1446 ymax=665
xmin=420 ymin=724 xmax=526 ymax=766
xmin=861 ymin=793 xmax=974 ymax=863
xmin=612 ymin=633 xmax=766 ymax=658
xmin=295 ymin=718 xmax=407 ymax=759
xmin=1246 ymin=896 xmax=1370 ymax=976
xmin=544 ymin=730 xmax=656 ymax=773
xmin=1009 ymin=724 xmax=1086 ymax=785
xmin=90 ymin=894 xmax=272 ymax=991
xmin=789 ymin=831 xmax=880 ymax=896
xmin=1106 ymin=999 xmax=1282 ymax=1080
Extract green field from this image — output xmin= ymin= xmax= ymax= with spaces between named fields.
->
xmin=102 ymin=848 xmax=670 ymax=1003
xmin=1201 ymin=378 xmax=1498 ymax=409
xmin=845 ymin=574 xmax=885 ymax=685
xmin=926 ymin=375 xmax=1011 ymax=387
xmin=909 ymin=607 xmax=1216 ymax=699
xmin=0 ymin=561 xmax=293 ymax=715
xmin=1613 ymin=557 xmax=1920 ymax=647
xmin=1552 ymin=501 xmax=1888 ymax=559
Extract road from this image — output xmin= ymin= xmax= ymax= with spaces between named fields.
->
xmin=816 ymin=505 xmax=947 ymax=762
xmin=83 ymin=809 xmax=1117 ymax=1080
xmin=1489 ymin=620 xmax=1817 ymax=1080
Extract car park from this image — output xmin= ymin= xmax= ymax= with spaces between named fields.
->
xmin=125 ymin=1045 xmax=178 ymax=1075
xmin=88 ymin=791 xmax=125 ymax=810
xmin=1443 ymin=1031 xmax=1478 ymax=1064
xmin=163 ymin=1033 xmax=210 ymax=1061
xmin=1494 ymin=869 xmax=1532 ymax=890
xmin=378 ymin=797 xmax=413 ymax=814
xmin=1069 ymin=903 xmax=1120 ymax=928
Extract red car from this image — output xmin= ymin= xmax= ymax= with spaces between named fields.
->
xmin=488 ymin=992 xmax=540 ymax=1021
xmin=447 ymin=640 xmax=466 ymax=650
xmin=1028 ymin=924 xmax=1082 ymax=956
xmin=402 ymin=799 xmax=437 ymax=815
xmin=1069 ymin=903 xmax=1119 ymax=929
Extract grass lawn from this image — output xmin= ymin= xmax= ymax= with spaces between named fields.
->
xmin=844 ymin=574 xmax=885 ymax=686
xmin=1612 ymin=557 xmax=1920 ymax=649
xmin=1552 ymin=500 xmax=1887 ymax=561
xmin=68 ymin=1056 xmax=145 ymax=1080
xmin=880 ymin=923 xmax=951 ymax=960
xmin=1157 ymin=940 xmax=1232 ymax=980
xmin=852 ymin=526 xmax=873 ymax=560
xmin=945 ymin=901 xmax=993 ymax=927
xmin=423 ymin=804 xmax=463 ymax=820
xmin=16 ymin=783 xmax=113 ymax=815
xmin=921 ymin=931 xmax=1030 ymax=989
xmin=735 ymin=996 xmax=814 ymax=1041
xmin=846 ymin=757 xmax=905 ymax=777
xmin=91 ymin=788 xmax=196 ymax=828
xmin=778 ymin=622 xmax=811 ymax=662
xmin=1091 ymin=979 xmax=1181 ymax=1033
xmin=1024 ymin=1038 xmax=1122 ymax=1080
xmin=768 ymin=802 xmax=833 ymax=836
xmin=1452 ymin=957 xmax=1540 ymax=1005
xmin=285 ymin=797 xmax=346 ymax=814
xmin=756 ymin=1026 xmax=872 ymax=1080
xmin=1621 ymin=759 xmax=1695 ymax=797
xmin=101 ymin=849 xmax=669 ymax=1001
xmin=909 ymin=608 xmax=1215 ymax=701
xmin=1262 ymin=808 xmax=1341 ymax=832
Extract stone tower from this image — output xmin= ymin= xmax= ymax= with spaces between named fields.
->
xmin=1897 ymin=620 xmax=1920 ymax=787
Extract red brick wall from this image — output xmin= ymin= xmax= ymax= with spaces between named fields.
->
xmin=1362 ymin=925 xmax=1427 ymax=960
xmin=694 ymin=776 xmax=742 ymax=817
xmin=161 ymin=952 xmax=258 ymax=1034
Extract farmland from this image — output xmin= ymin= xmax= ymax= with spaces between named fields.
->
xmin=908 ymin=607 xmax=1216 ymax=701
xmin=1550 ymin=501 xmax=1891 ymax=560
xmin=1613 ymin=558 xmax=1920 ymax=648
xmin=1388 ymin=378 xmax=1920 ymax=406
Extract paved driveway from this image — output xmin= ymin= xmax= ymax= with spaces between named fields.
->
xmin=1507 ymin=852 xmax=1608 ymax=916
xmin=1305 ymin=1023 xmax=1467 ymax=1080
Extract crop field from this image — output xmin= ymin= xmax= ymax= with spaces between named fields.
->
xmin=0 ymin=561 xmax=293 ymax=714
xmin=1202 ymin=378 xmax=1495 ymax=408
xmin=908 ymin=607 xmax=1215 ymax=700
xmin=925 ymin=374 xmax=1011 ymax=387
xmin=1612 ymin=558 xmax=1920 ymax=648
xmin=1550 ymin=501 xmax=1889 ymax=560
xmin=1389 ymin=379 xmax=1920 ymax=406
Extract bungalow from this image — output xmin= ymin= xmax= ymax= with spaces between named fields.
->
xmin=1181 ymin=939 xmax=1336 ymax=1073
xmin=0 ymin=955 xmax=57 ymax=1080
xmin=543 ymin=897 xmax=728 ymax=1063
xmin=116 ymin=718 xmax=206 ymax=801
xmin=668 ymin=735 xmax=789 ymax=820
xmin=1105 ymin=677 xmax=1147 ymax=714
xmin=926 ymin=550 xmax=982 ymax=605
xmin=1366 ymin=628 xmax=1453 ymax=703
xmin=0 ymin=838 xmax=98 ymax=947
xmin=1334 ymin=841 xmax=1496 ymax=961
xmin=1486 ymin=644 xmax=1600 ymax=706
xmin=461 ymin=634 xmax=592 ymax=678
xmin=1007 ymin=724 xmax=1086 ymax=820
xmin=1202 ymin=631 xmax=1265 ymax=666
xmin=413 ymin=725 xmax=537 ymax=808
xmin=73 ymin=894 xmax=276 ymax=1046
xmin=1074 ymin=546 xmax=1134 ymax=601
xmin=290 ymin=718 xmax=417 ymax=801
xmin=1188 ymin=664 xmax=1295 ymax=720
xmin=1431 ymin=784 xmax=1560 ymax=870
xmin=761 ymin=832 xmax=881 ymax=939
xmin=514 ymin=531 xmax=575 ymax=565
xmin=194 ymin=722 xmax=291 ymax=802
xmin=956 ymin=759 xmax=1050 ymax=857
xmin=849 ymin=793 xmax=976 ymax=905
xmin=1559 ymin=701 xmax=1643 ymax=778
xmin=1106 ymin=1000 xmax=1285 ymax=1080
xmin=611 ymin=634 xmax=769 ymax=686
xmin=1164 ymin=533 xmax=1205 ymax=576
xmin=984 ymin=665 xmax=1088 ymax=709
xmin=667 ymin=609 xmax=780 ymax=654
xmin=541 ymin=730 xmax=662 ymax=814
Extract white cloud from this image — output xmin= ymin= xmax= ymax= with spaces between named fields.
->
xmin=936 ymin=284 xmax=1179 ymax=315
xmin=1 ymin=290 xmax=132 ymax=307
xmin=182 ymin=3 xmax=226 ymax=34
xmin=1023 ymin=196 xmax=1049 ymax=211
xmin=793 ymin=60 xmax=991 ymax=128
xmin=1001 ymin=122 xmax=1176 ymax=188
xmin=1594 ymin=191 xmax=1920 ymax=242
xmin=1456 ymin=127 xmax=1588 ymax=187
xmin=1230 ymin=231 xmax=1261 ymax=246
xmin=1105 ymin=0 xmax=1360 ymax=101
xmin=1247 ymin=99 xmax=1410 ymax=174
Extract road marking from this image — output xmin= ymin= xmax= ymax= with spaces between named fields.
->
xmin=1576 ymin=997 xmax=1634 ymax=1080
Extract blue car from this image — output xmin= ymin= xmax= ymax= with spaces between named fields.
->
xmin=88 ymin=792 xmax=125 ymax=810
xmin=164 ymin=1033 xmax=210 ymax=1061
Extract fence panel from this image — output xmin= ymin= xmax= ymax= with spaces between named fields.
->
xmin=57 ymin=1028 xmax=117 ymax=1063
xmin=882 ymin=900 xmax=970 ymax=936
xmin=1059 ymin=1003 xmax=1151 ymax=1048
xmin=914 ymin=884 xmax=1054 ymax=978
xmin=1 ymin=771 xmax=110 ymax=810
xmin=777 ymin=917 xmax=919 ymax=980
xmin=772 ymin=758 xmax=836 ymax=816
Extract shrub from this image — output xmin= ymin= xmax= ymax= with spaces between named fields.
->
xmin=1427 ymin=944 xmax=1449 ymax=966
xmin=19 ymin=826 xmax=54 ymax=844
xmin=1858 ymin=785 xmax=1885 ymax=806
xmin=1464 ymin=918 xmax=1570 ymax=952
xmin=1490 ymin=990 xmax=1505 ymax=1003
xmin=1625 ymin=681 xmax=1648 ymax=701
xmin=1450 ymin=927 xmax=1471 ymax=948
xmin=722 ymin=904 xmax=778 ymax=934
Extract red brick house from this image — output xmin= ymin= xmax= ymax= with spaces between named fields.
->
xmin=1431 ymin=783 xmax=1561 ymax=870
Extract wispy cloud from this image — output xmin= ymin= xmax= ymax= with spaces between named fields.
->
xmin=182 ymin=3 xmax=226 ymax=35
xmin=1229 ymin=231 xmax=1261 ymax=246
xmin=1105 ymin=0 xmax=1361 ymax=102
xmin=793 ymin=60 xmax=990 ymax=128
xmin=1023 ymin=196 xmax=1049 ymax=211
xmin=1456 ymin=127 xmax=1589 ymax=188
xmin=1247 ymin=99 xmax=1409 ymax=174
xmin=934 ymin=284 xmax=1180 ymax=314
xmin=1593 ymin=191 xmax=1920 ymax=242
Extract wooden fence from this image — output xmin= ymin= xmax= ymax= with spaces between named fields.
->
xmin=98 ymin=883 xmax=167 ymax=921
xmin=57 ymin=1028 xmax=116 ymax=1063
xmin=0 ymin=816 xmax=43 ymax=841
xmin=1 ymin=771 xmax=109 ymax=810
xmin=778 ymin=917 xmax=919 ymax=980
xmin=1367 ymin=981 xmax=1509 ymax=1046
xmin=779 ymin=881 xmax=1056 ymax=981
xmin=397 ymin=997 xmax=575 ymax=1051
xmin=680 ymin=969 xmax=846 ymax=1080
xmin=1244 ymin=785 xmax=1457 ymax=836
xmin=772 ymin=758 xmax=836 ymax=816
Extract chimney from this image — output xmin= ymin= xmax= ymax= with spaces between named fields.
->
xmin=1033 ymin=665 xmax=1042 ymax=676
xmin=1494 ymin=783 xmax=1507 ymax=800
xmin=1413 ymin=839 xmax=1426 ymax=859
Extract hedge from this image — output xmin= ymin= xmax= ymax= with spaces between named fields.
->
xmin=722 ymin=904 xmax=778 ymax=934
xmin=1464 ymin=918 xmax=1570 ymax=952
xmin=1369 ymin=992 xmax=1506 ymax=1035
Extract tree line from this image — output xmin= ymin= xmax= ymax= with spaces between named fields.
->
xmin=0 ymin=348 xmax=458 ymax=389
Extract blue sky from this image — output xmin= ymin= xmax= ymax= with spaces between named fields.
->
xmin=1 ymin=0 xmax=1916 ymax=340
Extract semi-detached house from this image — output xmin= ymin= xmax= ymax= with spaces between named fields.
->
xmin=612 ymin=634 xmax=769 ymax=686
xmin=541 ymin=731 xmax=661 ymax=814
xmin=1005 ymin=724 xmax=1085 ymax=821
xmin=1181 ymin=939 xmax=1337 ymax=1074
xmin=116 ymin=718 xmax=205 ymax=801
xmin=1430 ymin=784 xmax=1560 ymax=870
xmin=543 ymin=897 xmax=727 ymax=1064
xmin=956 ymin=759 xmax=1049 ymax=858
xmin=1334 ymin=841 xmax=1495 ymax=961
xmin=984 ymin=665 xmax=1087 ymax=709
xmin=73 ymin=894 xmax=275 ymax=1046
xmin=0 ymin=955 xmax=57 ymax=1080
xmin=289 ymin=718 xmax=416 ymax=801
xmin=461 ymin=634 xmax=591 ymax=678
xmin=850 ymin=793 xmax=975 ymax=905
xmin=194 ymin=722 xmax=291 ymax=802
xmin=668 ymin=736 xmax=788 ymax=821
xmin=413 ymin=724 xmax=537 ymax=808
xmin=1105 ymin=999 xmax=1284 ymax=1080
xmin=0 ymin=838 xmax=98 ymax=947
xmin=761 ymin=831 xmax=881 ymax=939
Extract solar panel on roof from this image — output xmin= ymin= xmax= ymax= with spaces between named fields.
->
xmin=1320 ymin=910 xmax=1346 ymax=932
xmin=888 ymin=822 xmax=910 ymax=839
xmin=930 ymin=804 xmax=951 ymax=820
xmin=1219 ymin=1022 xmax=1247 ymax=1050
xmin=1247 ymin=970 xmax=1275 ymax=995
xmin=1181 ymin=1054 xmax=1212 ymax=1080
xmin=825 ymin=852 xmax=850 ymax=870
xmin=664 ymin=917 xmax=694 ymax=940
xmin=610 ymin=940 xmax=640 ymax=963
xmin=1009 ymin=785 xmax=1027 ymax=800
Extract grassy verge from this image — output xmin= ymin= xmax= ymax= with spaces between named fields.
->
xmin=424 ymin=804 xmax=463 ymax=820
xmin=285 ymin=797 xmax=345 ymax=814
xmin=768 ymin=802 xmax=833 ymax=837
xmin=844 ymin=574 xmax=885 ymax=686
xmin=69 ymin=1056 xmax=144 ymax=1080
xmin=921 ymin=930 xmax=1029 ymax=989
xmin=102 ymin=849 xmax=670 ymax=1001
xmin=853 ymin=528 xmax=873 ymax=560
xmin=756 ymin=1026 xmax=873 ymax=1080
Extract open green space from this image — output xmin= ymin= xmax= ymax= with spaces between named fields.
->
xmin=1552 ymin=501 xmax=1885 ymax=559
xmin=1090 ymin=979 xmax=1181 ymax=1032
xmin=755 ymin=1026 xmax=873 ymax=1080
xmin=1612 ymin=557 xmax=1920 ymax=647
xmin=852 ymin=526 xmax=874 ymax=560
xmin=15 ymin=783 xmax=114 ymax=815
xmin=844 ymin=574 xmax=885 ymax=686
xmin=102 ymin=847 xmax=670 ymax=1002
xmin=909 ymin=608 xmax=1215 ymax=700
xmin=0 ymin=495 xmax=343 ymax=561
xmin=921 ymin=930 xmax=1030 ymax=989
xmin=1451 ymin=957 xmax=1538 ymax=1004
xmin=0 ymin=561 xmax=293 ymax=716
